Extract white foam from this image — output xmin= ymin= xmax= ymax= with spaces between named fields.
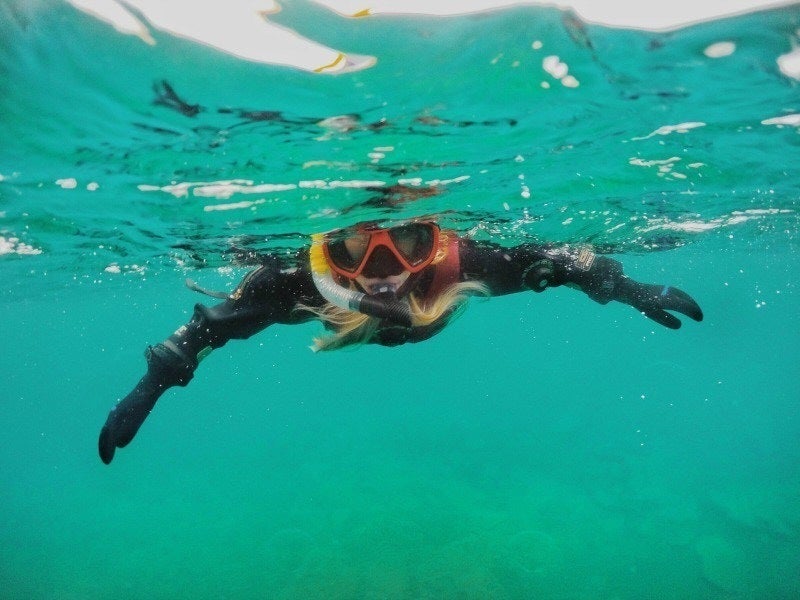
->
xmin=55 ymin=178 xmax=78 ymax=189
xmin=761 ymin=113 xmax=800 ymax=126
xmin=631 ymin=122 xmax=706 ymax=141
xmin=777 ymin=47 xmax=800 ymax=80
xmin=192 ymin=182 xmax=296 ymax=199
xmin=138 ymin=179 xmax=296 ymax=199
xmin=704 ymin=41 xmax=736 ymax=58
xmin=543 ymin=55 xmax=569 ymax=80
xmin=639 ymin=208 xmax=794 ymax=234
xmin=0 ymin=236 xmax=42 ymax=256
xmin=203 ymin=200 xmax=266 ymax=212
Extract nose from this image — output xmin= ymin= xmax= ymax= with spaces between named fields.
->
xmin=361 ymin=245 xmax=404 ymax=278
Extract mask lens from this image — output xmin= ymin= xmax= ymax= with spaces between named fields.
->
xmin=389 ymin=223 xmax=436 ymax=266
xmin=326 ymin=232 xmax=370 ymax=272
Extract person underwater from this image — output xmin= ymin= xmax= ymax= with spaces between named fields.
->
xmin=98 ymin=219 xmax=703 ymax=464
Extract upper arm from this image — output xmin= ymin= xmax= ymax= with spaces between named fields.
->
xmin=459 ymin=239 xmax=553 ymax=296
xmin=197 ymin=259 xmax=323 ymax=343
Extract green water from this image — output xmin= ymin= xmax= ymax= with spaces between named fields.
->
xmin=1 ymin=2 xmax=799 ymax=598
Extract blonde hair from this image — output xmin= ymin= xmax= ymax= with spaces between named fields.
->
xmin=299 ymin=279 xmax=488 ymax=352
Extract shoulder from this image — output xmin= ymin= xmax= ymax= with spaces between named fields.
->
xmin=230 ymin=252 xmax=320 ymax=307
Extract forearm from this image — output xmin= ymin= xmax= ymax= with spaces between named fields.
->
xmin=541 ymin=247 xmax=624 ymax=304
xmin=460 ymin=239 xmax=622 ymax=301
xmin=99 ymin=259 xmax=320 ymax=463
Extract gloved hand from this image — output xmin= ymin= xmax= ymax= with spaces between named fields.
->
xmin=98 ymin=344 xmax=194 ymax=464
xmin=615 ymin=278 xmax=703 ymax=329
xmin=98 ymin=375 xmax=162 ymax=464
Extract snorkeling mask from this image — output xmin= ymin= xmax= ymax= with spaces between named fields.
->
xmin=322 ymin=222 xmax=440 ymax=279
xmin=309 ymin=222 xmax=441 ymax=326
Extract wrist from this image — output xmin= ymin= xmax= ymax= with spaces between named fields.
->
xmin=145 ymin=343 xmax=195 ymax=387
xmin=583 ymin=256 xmax=624 ymax=304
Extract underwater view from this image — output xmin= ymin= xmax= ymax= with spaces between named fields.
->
xmin=1 ymin=0 xmax=799 ymax=598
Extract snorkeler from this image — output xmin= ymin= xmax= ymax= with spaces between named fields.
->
xmin=98 ymin=220 xmax=703 ymax=464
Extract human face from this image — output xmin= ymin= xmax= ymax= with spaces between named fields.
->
xmin=322 ymin=222 xmax=439 ymax=294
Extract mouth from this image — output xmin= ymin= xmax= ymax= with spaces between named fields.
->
xmin=356 ymin=271 xmax=412 ymax=297
xmin=366 ymin=282 xmax=398 ymax=295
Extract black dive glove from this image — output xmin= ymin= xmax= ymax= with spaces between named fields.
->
xmin=614 ymin=278 xmax=704 ymax=329
xmin=98 ymin=344 xmax=195 ymax=464
xmin=579 ymin=255 xmax=703 ymax=329
xmin=538 ymin=254 xmax=704 ymax=329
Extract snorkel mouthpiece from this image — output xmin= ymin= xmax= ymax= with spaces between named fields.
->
xmin=358 ymin=292 xmax=412 ymax=325
xmin=358 ymin=294 xmax=412 ymax=327
xmin=310 ymin=234 xmax=412 ymax=327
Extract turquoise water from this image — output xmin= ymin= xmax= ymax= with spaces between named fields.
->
xmin=2 ymin=1 xmax=799 ymax=598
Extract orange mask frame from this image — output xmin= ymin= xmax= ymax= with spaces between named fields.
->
xmin=322 ymin=223 xmax=440 ymax=279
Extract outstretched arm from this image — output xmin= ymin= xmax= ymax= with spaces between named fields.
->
xmin=98 ymin=257 xmax=320 ymax=464
xmin=459 ymin=240 xmax=703 ymax=329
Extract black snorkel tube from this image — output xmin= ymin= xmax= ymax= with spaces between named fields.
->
xmin=310 ymin=234 xmax=413 ymax=327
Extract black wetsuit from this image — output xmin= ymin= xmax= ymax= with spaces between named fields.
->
xmin=98 ymin=239 xmax=703 ymax=464
xmin=157 ymin=240 xmax=621 ymax=365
